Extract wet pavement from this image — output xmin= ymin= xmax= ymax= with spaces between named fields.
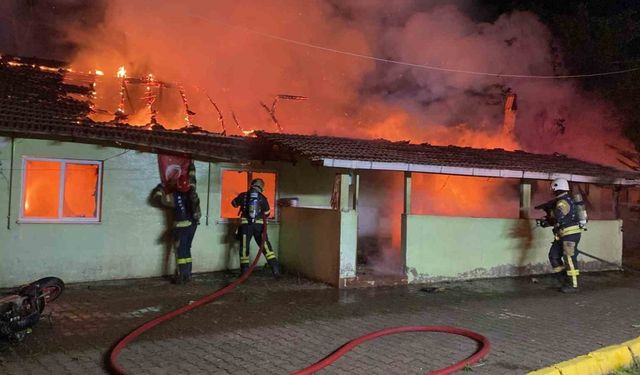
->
xmin=1 ymin=269 xmax=640 ymax=375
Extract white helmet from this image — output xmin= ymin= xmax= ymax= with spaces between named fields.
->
xmin=550 ymin=178 xmax=569 ymax=192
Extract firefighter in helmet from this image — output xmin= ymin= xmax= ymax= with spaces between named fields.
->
xmin=231 ymin=178 xmax=281 ymax=278
xmin=540 ymin=178 xmax=584 ymax=293
xmin=152 ymin=171 xmax=201 ymax=284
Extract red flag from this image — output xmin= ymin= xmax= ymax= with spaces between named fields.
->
xmin=158 ymin=154 xmax=191 ymax=192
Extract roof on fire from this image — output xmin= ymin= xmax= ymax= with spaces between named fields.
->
xmin=0 ymin=54 xmax=251 ymax=162
xmin=1 ymin=53 xmax=638 ymax=185
xmin=255 ymin=132 xmax=640 ymax=185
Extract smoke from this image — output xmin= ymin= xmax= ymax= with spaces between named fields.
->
xmin=22 ymin=0 xmax=622 ymax=166
xmin=0 ymin=0 xmax=107 ymax=61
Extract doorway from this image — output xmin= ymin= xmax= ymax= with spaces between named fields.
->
xmin=356 ymin=170 xmax=405 ymax=278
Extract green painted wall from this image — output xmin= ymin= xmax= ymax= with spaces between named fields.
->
xmin=405 ymin=214 xmax=623 ymax=283
xmin=278 ymin=207 xmax=358 ymax=287
xmin=275 ymin=159 xmax=338 ymax=208
xmin=339 ymin=210 xmax=357 ymax=280
xmin=279 ymin=207 xmax=341 ymax=285
xmin=0 ymin=138 xmax=282 ymax=287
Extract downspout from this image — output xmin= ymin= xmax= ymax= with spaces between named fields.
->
xmin=6 ymin=137 xmax=15 ymax=230
xmin=205 ymin=162 xmax=211 ymax=226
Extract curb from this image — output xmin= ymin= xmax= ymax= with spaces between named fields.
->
xmin=528 ymin=336 xmax=640 ymax=375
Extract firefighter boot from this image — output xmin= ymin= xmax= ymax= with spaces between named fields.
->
xmin=560 ymin=275 xmax=579 ymax=293
xmin=240 ymin=263 xmax=250 ymax=275
xmin=553 ymin=271 xmax=565 ymax=288
xmin=560 ymin=283 xmax=578 ymax=294
xmin=560 ymin=264 xmax=579 ymax=293
xmin=268 ymin=258 xmax=281 ymax=279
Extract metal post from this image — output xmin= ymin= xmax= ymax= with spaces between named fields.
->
xmin=404 ymin=172 xmax=412 ymax=215
xmin=6 ymin=137 xmax=15 ymax=230
xmin=613 ymin=186 xmax=621 ymax=219
xmin=205 ymin=162 xmax=211 ymax=225
xmin=351 ymin=171 xmax=359 ymax=210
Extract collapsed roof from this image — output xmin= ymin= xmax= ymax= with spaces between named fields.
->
xmin=0 ymin=55 xmax=250 ymax=162
xmin=1 ymin=54 xmax=638 ymax=185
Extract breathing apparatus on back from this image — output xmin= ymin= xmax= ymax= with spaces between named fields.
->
xmin=243 ymin=178 xmax=265 ymax=223
xmin=572 ymin=192 xmax=588 ymax=229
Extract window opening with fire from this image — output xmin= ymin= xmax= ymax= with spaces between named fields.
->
xmin=220 ymin=170 xmax=277 ymax=220
xmin=20 ymin=158 xmax=102 ymax=223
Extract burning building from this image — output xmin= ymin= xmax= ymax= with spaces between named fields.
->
xmin=0 ymin=55 xmax=638 ymax=288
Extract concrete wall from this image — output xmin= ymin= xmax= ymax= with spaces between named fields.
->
xmin=278 ymin=207 xmax=357 ymax=287
xmin=276 ymin=159 xmax=338 ymax=208
xmin=278 ymin=207 xmax=341 ymax=285
xmin=339 ymin=210 xmax=357 ymax=281
xmin=405 ymin=214 xmax=623 ymax=283
xmin=0 ymin=137 xmax=280 ymax=287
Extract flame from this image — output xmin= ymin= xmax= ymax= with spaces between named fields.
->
xmin=116 ymin=66 xmax=126 ymax=78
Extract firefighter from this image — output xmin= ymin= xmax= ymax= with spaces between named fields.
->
xmin=231 ymin=178 xmax=281 ymax=278
xmin=153 ymin=173 xmax=201 ymax=284
xmin=543 ymin=178 xmax=583 ymax=293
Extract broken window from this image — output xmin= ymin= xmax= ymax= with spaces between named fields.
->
xmin=220 ymin=170 xmax=277 ymax=220
xmin=21 ymin=158 xmax=102 ymax=222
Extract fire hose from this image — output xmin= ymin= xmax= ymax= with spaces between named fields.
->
xmin=108 ymin=219 xmax=491 ymax=375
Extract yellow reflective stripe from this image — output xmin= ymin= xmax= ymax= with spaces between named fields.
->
xmin=176 ymin=220 xmax=192 ymax=227
xmin=553 ymin=266 xmax=565 ymax=273
xmin=556 ymin=200 xmax=570 ymax=215
xmin=240 ymin=218 xmax=264 ymax=224
xmin=559 ymin=225 xmax=581 ymax=237
xmin=566 ymin=270 xmax=580 ymax=276
xmin=264 ymin=252 xmax=276 ymax=260
xmin=177 ymin=257 xmax=192 ymax=264
xmin=566 ymin=258 xmax=578 ymax=288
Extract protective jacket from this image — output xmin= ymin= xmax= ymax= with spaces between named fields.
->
xmin=232 ymin=188 xmax=270 ymax=224
xmin=173 ymin=191 xmax=196 ymax=227
xmin=153 ymin=185 xmax=200 ymax=227
xmin=552 ymin=192 xmax=581 ymax=238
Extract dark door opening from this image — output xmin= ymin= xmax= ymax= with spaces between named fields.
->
xmin=356 ymin=170 xmax=405 ymax=278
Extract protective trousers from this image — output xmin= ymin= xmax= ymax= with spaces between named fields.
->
xmin=175 ymin=223 xmax=197 ymax=282
xmin=238 ymin=223 xmax=280 ymax=276
xmin=548 ymin=233 xmax=581 ymax=289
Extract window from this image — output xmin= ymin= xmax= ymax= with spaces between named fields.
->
xmin=20 ymin=158 xmax=102 ymax=223
xmin=220 ymin=170 xmax=277 ymax=220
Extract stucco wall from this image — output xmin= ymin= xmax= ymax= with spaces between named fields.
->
xmin=276 ymin=159 xmax=338 ymax=208
xmin=405 ymin=214 xmax=623 ymax=283
xmin=339 ymin=210 xmax=357 ymax=281
xmin=0 ymin=138 xmax=280 ymax=287
xmin=278 ymin=207 xmax=341 ymax=285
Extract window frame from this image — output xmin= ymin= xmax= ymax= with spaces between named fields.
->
xmin=218 ymin=168 xmax=278 ymax=223
xmin=19 ymin=157 xmax=103 ymax=224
